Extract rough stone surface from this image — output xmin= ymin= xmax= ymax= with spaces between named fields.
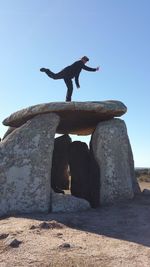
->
xmin=0 ymin=113 xmax=59 ymax=216
xmin=2 ymin=126 xmax=16 ymax=140
xmin=3 ymin=101 xmax=127 ymax=135
xmin=69 ymin=141 xmax=91 ymax=202
xmin=51 ymin=190 xmax=90 ymax=212
xmin=89 ymin=138 xmax=100 ymax=208
xmin=127 ymin=140 xmax=141 ymax=194
xmin=51 ymin=134 xmax=71 ymax=191
xmin=91 ymin=118 xmax=141 ymax=205
xmin=142 ymin=189 xmax=150 ymax=195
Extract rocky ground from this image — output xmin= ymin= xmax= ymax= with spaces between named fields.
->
xmin=0 ymin=177 xmax=150 ymax=267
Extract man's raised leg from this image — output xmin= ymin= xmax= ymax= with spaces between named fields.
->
xmin=40 ymin=68 xmax=56 ymax=79
xmin=40 ymin=68 xmax=65 ymax=80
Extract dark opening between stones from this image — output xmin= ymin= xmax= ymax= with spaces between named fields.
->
xmin=51 ymin=134 xmax=100 ymax=208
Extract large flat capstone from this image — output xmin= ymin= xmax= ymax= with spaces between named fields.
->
xmin=3 ymin=101 xmax=127 ymax=135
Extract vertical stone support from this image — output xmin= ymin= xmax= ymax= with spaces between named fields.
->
xmin=69 ymin=141 xmax=90 ymax=202
xmin=91 ymin=118 xmax=140 ymax=205
xmin=51 ymin=134 xmax=72 ymax=191
xmin=0 ymin=113 xmax=60 ymax=216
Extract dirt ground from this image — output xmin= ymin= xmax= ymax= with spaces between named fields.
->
xmin=0 ymin=181 xmax=150 ymax=267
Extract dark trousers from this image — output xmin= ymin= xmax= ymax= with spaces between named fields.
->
xmin=44 ymin=69 xmax=73 ymax=102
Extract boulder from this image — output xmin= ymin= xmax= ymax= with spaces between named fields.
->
xmin=51 ymin=134 xmax=72 ymax=191
xmin=91 ymin=118 xmax=141 ymax=205
xmin=68 ymin=141 xmax=91 ymax=202
xmin=51 ymin=190 xmax=90 ymax=212
xmin=3 ymin=101 xmax=127 ymax=135
xmin=0 ymin=113 xmax=59 ymax=216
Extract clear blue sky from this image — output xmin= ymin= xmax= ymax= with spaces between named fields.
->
xmin=0 ymin=0 xmax=150 ymax=167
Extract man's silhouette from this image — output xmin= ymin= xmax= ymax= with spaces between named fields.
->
xmin=40 ymin=56 xmax=99 ymax=102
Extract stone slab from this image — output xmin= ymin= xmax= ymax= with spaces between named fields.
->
xmin=51 ymin=190 xmax=90 ymax=212
xmin=0 ymin=113 xmax=59 ymax=216
xmin=91 ymin=118 xmax=140 ymax=205
xmin=3 ymin=101 xmax=127 ymax=135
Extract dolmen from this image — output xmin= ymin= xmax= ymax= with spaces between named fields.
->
xmin=0 ymin=101 xmax=140 ymax=216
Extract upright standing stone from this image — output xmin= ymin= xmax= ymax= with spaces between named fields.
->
xmin=0 ymin=113 xmax=60 ymax=216
xmin=51 ymin=134 xmax=71 ymax=191
xmin=68 ymin=141 xmax=91 ymax=202
xmin=91 ymin=118 xmax=140 ymax=205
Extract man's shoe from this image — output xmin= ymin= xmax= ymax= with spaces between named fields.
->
xmin=40 ymin=68 xmax=46 ymax=72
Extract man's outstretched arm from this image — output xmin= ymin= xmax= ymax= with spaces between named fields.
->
xmin=83 ymin=65 xmax=99 ymax=72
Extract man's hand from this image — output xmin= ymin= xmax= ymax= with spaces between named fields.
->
xmin=96 ymin=66 xmax=100 ymax=71
xmin=77 ymin=85 xmax=80 ymax=89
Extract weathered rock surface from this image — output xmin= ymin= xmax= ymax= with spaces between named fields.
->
xmin=91 ymin=118 xmax=141 ymax=205
xmin=0 ymin=113 xmax=59 ymax=216
xmin=69 ymin=141 xmax=91 ymax=201
xmin=2 ymin=126 xmax=16 ymax=140
xmin=51 ymin=190 xmax=90 ymax=212
xmin=0 ymin=100 xmax=138 ymax=214
xmin=142 ymin=189 xmax=150 ymax=195
xmin=3 ymin=101 xmax=127 ymax=135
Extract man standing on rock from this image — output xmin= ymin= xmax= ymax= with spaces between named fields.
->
xmin=40 ymin=56 xmax=99 ymax=102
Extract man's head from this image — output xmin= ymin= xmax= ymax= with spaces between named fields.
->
xmin=81 ymin=56 xmax=89 ymax=64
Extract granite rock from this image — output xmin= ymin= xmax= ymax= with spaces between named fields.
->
xmin=91 ymin=118 xmax=140 ymax=205
xmin=51 ymin=190 xmax=90 ymax=212
xmin=0 ymin=113 xmax=59 ymax=216
xmin=3 ymin=101 xmax=127 ymax=135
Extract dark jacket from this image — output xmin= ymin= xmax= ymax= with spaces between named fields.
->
xmin=62 ymin=60 xmax=97 ymax=87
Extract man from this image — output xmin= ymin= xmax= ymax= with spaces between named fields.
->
xmin=40 ymin=56 xmax=99 ymax=102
